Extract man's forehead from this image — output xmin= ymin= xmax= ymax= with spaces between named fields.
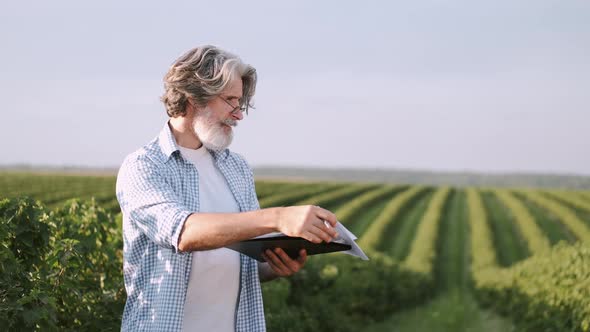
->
xmin=223 ymin=77 xmax=243 ymax=98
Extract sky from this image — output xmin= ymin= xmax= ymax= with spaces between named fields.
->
xmin=1 ymin=0 xmax=589 ymax=175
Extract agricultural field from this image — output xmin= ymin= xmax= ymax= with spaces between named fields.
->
xmin=1 ymin=171 xmax=590 ymax=331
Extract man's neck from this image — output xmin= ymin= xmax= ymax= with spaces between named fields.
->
xmin=168 ymin=117 xmax=203 ymax=150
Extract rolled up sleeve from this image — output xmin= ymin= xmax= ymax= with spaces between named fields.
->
xmin=116 ymin=155 xmax=191 ymax=253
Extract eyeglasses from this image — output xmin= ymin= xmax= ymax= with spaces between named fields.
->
xmin=218 ymin=95 xmax=248 ymax=115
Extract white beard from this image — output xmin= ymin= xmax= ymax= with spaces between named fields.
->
xmin=192 ymin=109 xmax=236 ymax=151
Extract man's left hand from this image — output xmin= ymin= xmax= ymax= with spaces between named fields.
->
xmin=261 ymin=248 xmax=307 ymax=277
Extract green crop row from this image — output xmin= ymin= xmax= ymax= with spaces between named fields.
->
xmin=0 ymin=172 xmax=115 ymax=196
xmin=0 ymin=173 xmax=116 ymax=209
xmin=470 ymin=188 xmax=590 ymax=331
xmin=543 ymin=190 xmax=590 ymax=213
xmin=258 ymin=182 xmax=343 ymax=208
xmin=493 ymin=190 xmax=550 ymax=255
xmin=466 ymin=188 xmax=499 ymax=286
xmin=333 ymin=185 xmax=401 ymax=224
xmin=403 ymin=187 xmax=451 ymax=275
xmin=295 ymin=183 xmax=378 ymax=209
xmin=580 ymin=191 xmax=590 ymax=201
xmin=358 ymin=186 xmax=424 ymax=253
xmin=255 ymin=181 xmax=307 ymax=200
xmin=516 ymin=189 xmax=590 ymax=242
xmin=474 ymin=242 xmax=590 ymax=332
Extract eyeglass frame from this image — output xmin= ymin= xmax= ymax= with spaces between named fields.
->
xmin=217 ymin=95 xmax=249 ymax=115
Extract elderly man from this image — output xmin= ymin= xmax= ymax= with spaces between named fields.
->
xmin=116 ymin=45 xmax=339 ymax=332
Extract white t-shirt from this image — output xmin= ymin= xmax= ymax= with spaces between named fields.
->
xmin=179 ymin=145 xmax=241 ymax=332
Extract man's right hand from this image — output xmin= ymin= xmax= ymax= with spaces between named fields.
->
xmin=276 ymin=205 xmax=339 ymax=243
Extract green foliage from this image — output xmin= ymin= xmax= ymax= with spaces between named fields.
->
xmin=263 ymin=253 xmax=434 ymax=332
xmin=358 ymin=186 xmax=424 ymax=251
xmin=466 ymin=188 xmax=499 ymax=281
xmin=480 ymin=191 xmax=530 ymax=266
xmin=474 ymin=242 xmax=590 ymax=332
xmin=493 ymin=189 xmax=550 ymax=255
xmin=254 ymin=181 xmax=310 ymax=200
xmin=404 ymin=187 xmax=450 ymax=274
xmin=0 ymin=172 xmax=117 ymax=211
xmin=295 ymin=183 xmax=378 ymax=210
xmin=543 ymin=189 xmax=590 ymax=214
xmin=470 ymin=188 xmax=590 ymax=331
xmin=334 ymin=185 xmax=402 ymax=224
xmin=3 ymin=173 xmax=590 ymax=332
xmin=517 ymin=189 xmax=590 ymax=242
xmin=0 ymin=197 xmax=125 ymax=331
xmin=258 ymin=182 xmax=343 ymax=208
xmin=0 ymin=198 xmax=54 ymax=330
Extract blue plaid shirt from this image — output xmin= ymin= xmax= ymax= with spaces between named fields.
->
xmin=116 ymin=122 xmax=265 ymax=332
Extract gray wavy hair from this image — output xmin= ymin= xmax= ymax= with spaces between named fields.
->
xmin=161 ymin=45 xmax=257 ymax=117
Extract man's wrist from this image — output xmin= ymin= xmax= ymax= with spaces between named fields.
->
xmin=259 ymin=261 xmax=282 ymax=282
xmin=270 ymin=207 xmax=283 ymax=233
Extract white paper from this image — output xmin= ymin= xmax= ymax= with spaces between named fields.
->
xmin=331 ymin=222 xmax=369 ymax=260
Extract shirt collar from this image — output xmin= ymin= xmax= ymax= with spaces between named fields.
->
xmin=158 ymin=122 xmax=180 ymax=162
xmin=158 ymin=121 xmax=230 ymax=163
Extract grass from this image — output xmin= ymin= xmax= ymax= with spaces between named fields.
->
xmin=364 ymin=289 xmax=514 ymax=332
xmin=435 ymin=189 xmax=468 ymax=291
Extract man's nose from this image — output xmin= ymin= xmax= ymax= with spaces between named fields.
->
xmin=232 ymin=109 xmax=244 ymax=121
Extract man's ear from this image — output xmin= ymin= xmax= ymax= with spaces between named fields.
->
xmin=186 ymin=97 xmax=200 ymax=115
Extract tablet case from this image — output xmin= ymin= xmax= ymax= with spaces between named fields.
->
xmin=226 ymin=236 xmax=352 ymax=262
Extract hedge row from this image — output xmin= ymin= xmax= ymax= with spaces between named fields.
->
xmin=258 ymin=182 xmax=343 ymax=208
xmin=255 ymin=181 xmax=306 ymax=200
xmin=469 ymin=188 xmax=590 ymax=331
xmin=543 ymin=190 xmax=590 ymax=213
xmin=493 ymin=189 xmax=550 ymax=255
xmin=294 ymin=183 xmax=377 ymax=207
xmin=474 ymin=242 xmax=590 ymax=332
xmin=262 ymin=253 xmax=434 ymax=332
xmin=0 ymin=197 xmax=125 ymax=331
xmin=516 ymin=189 xmax=590 ymax=242
xmin=358 ymin=186 xmax=425 ymax=252
xmin=333 ymin=185 xmax=401 ymax=224
xmin=403 ymin=187 xmax=450 ymax=274
xmin=465 ymin=188 xmax=498 ymax=281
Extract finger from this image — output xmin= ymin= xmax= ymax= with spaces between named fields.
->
xmin=315 ymin=207 xmax=338 ymax=227
xmin=311 ymin=226 xmax=332 ymax=243
xmin=261 ymin=252 xmax=275 ymax=269
xmin=312 ymin=223 xmax=335 ymax=242
xmin=317 ymin=218 xmax=339 ymax=238
xmin=297 ymin=249 xmax=307 ymax=265
xmin=273 ymin=248 xmax=302 ymax=272
xmin=264 ymin=253 xmax=288 ymax=276
xmin=303 ymin=231 xmax=322 ymax=244
xmin=265 ymin=249 xmax=290 ymax=275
